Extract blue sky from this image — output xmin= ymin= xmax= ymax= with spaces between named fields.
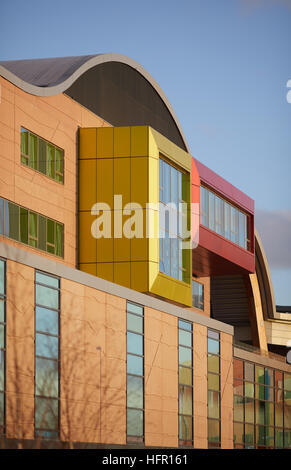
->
xmin=1 ymin=0 xmax=290 ymax=304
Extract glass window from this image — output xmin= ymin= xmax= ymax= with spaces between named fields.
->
xmin=0 ymin=197 xmax=63 ymax=257
xmin=208 ymin=419 xmax=220 ymax=446
xmin=29 ymin=133 xmax=38 ymax=170
xmin=29 ymin=212 xmax=38 ymax=247
xmin=36 ymin=307 xmax=59 ymax=335
xmin=127 ymin=332 xmax=143 ymax=356
xmin=178 ymin=329 xmax=192 ymax=347
xmin=209 ymin=391 xmax=220 ymax=419
xmin=126 ymin=302 xmax=144 ymax=442
xmin=127 ymin=409 xmax=143 ymax=437
xmin=19 ymin=208 xmax=28 ymax=245
xmin=20 ymin=128 xmax=64 ymax=184
xmin=127 ymin=375 xmax=143 ymax=409
xmin=159 ymin=158 xmax=189 ymax=283
xmin=192 ymin=280 xmax=204 ymax=310
xmin=200 ymin=185 xmax=249 ymax=251
xmin=179 ymin=346 xmax=192 ymax=366
xmin=179 ymin=415 xmax=192 ymax=442
xmin=35 ymin=272 xmax=60 ymax=438
xmin=35 ymin=358 xmax=58 ymax=398
xmin=38 ymin=139 xmax=47 ymax=175
xmin=36 ymin=284 xmax=59 ymax=310
xmin=35 ymin=397 xmax=58 ymax=430
xmin=36 ymin=333 xmax=58 ymax=359
xmin=127 ymin=355 xmax=143 ymax=376
xmin=127 ymin=313 xmax=143 ymax=334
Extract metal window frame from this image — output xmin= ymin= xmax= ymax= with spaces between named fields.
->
xmin=20 ymin=126 xmax=64 ymax=184
xmin=34 ymin=270 xmax=60 ymax=439
xmin=0 ymin=196 xmax=64 ymax=258
xmin=207 ymin=328 xmax=221 ymax=448
xmin=178 ymin=319 xmax=193 ymax=447
xmin=126 ymin=301 xmax=145 ymax=443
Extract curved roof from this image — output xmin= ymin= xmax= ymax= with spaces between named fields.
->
xmin=255 ymin=229 xmax=276 ymax=320
xmin=0 ymin=53 xmax=189 ymax=152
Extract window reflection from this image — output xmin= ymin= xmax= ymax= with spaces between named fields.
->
xmin=200 ymin=186 xmax=249 ymax=250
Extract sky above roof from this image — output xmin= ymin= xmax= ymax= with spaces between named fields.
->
xmin=1 ymin=0 xmax=290 ymax=304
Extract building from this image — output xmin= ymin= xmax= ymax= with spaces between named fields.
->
xmin=0 ymin=53 xmax=290 ymax=449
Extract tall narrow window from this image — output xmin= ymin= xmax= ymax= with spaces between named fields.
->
xmin=126 ymin=302 xmax=144 ymax=443
xmin=178 ymin=319 xmax=193 ymax=446
xmin=192 ymin=279 xmax=204 ymax=310
xmin=0 ymin=259 xmax=6 ymax=435
xmin=35 ymin=271 xmax=60 ymax=439
xmin=159 ymin=157 xmax=189 ymax=283
xmin=208 ymin=329 xmax=221 ymax=448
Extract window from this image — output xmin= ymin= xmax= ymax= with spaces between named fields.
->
xmin=126 ymin=302 xmax=144 ymax=443
xmin=0 ymin=259 xmax=6 ymax=435
xmin=159 ymin=157 xmax=190 ymax=283
xmin=21 ymin=128 xmax=64 ymax=183
xmin=178 ymin=319 xmax=193 ymax=446
xmin=208 ymin=329 xmax=220 ymax=448
xmin=233 ymin=359 xmax=290 ymax=449
xmin=192 ymin=280 xmax=204 ymax=310
xmin=0 ymin=197 xmax=64 ymax=258
xmin=35 ymin=271 xmax=60 ymax=439
xmin=200 ymin=186 xmax=250 ymax=251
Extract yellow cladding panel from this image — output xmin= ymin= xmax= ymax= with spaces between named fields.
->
xmin=79 ymin=128 xmax=97 ymax=159
xmin=148 ymin=127 xmax=159 ymax=159
xmin=131 ymin=126 xmax=148 ymax=157
xmin=97 ymin=159 xmax=114 ymax=208
xmin=150 ymin=127 xmax=192 ymax=172
xmin=114 ymin=127 xmax=131 ymax=157
xmin=130 ymin=209 xmax=148 ymax=262
xmin=114 ymin=262 xmax=131 ymax=288
xmin=96 ymin=263 xmax=114 ymax=283
xmin=79 ymin=263 xmax=97 ymax=276
xmin=148 ymin=156 xmax=158 ymax=205
xmin=79 ymin=159 xmax=97 ymax=211
xmin=131 ymin=157 xmax=148 ymax=207
xmin=114 ymin=158 xmax=131 ymax=205
xmin=79 ymin=211 xmax=97 ymax=263
xmin=97 ymin=236 xmax=114 ymax=263
xmin=114 ymin=224 xmax=131 ymax=261
xmin=148 ymin=208 xmax=159 ymax=263
xmin=148 ymin=261 xmax=159 ymax=291
xmin=97 ymin=127 xmax=114 ymax=158
xmin=151 ymin=273 xmax=192 ymax=307
xmin=131 ymin=262 xmax=148 ymax=292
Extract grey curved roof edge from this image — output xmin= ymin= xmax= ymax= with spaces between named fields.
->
xmin=254 ymin=228 xmax=277 ymax=319
xmin=0 ymin=53 xmax=190 ymax=152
